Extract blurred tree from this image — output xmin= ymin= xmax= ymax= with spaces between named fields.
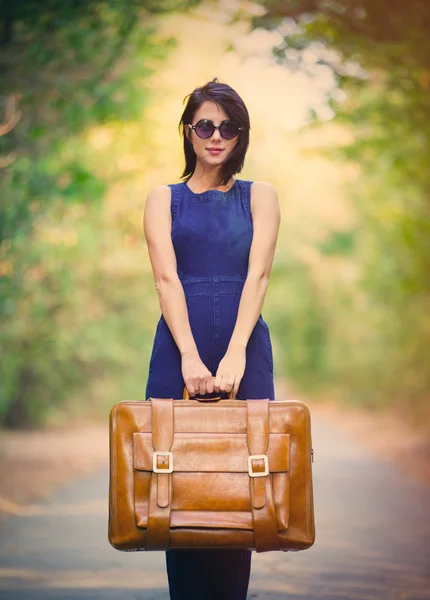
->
xmin=0 ymin=0 xmax=200 ymax=427
xmin=249 ymin=1 xmax=430 ymax=414
xmin=0 ymin=93 xmax=21 ymax=167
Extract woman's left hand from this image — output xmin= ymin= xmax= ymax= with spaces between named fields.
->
xmin=214 ymin=345 xmax=246 ymax=398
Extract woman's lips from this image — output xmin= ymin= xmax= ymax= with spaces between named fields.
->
xmin=207 ymin=148 xmax=223 ymax=155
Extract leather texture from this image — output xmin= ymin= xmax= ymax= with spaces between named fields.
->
xmin=108 ymin=397 xmax=315 ymax=553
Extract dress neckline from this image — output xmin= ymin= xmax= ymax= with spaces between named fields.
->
xmin=183 ymin=178 xmax=239 ymax=197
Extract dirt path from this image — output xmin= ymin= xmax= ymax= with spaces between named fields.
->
xmin=0 ymin=423 xmax=108 ymax=510
xmin=0 ymin=379 xmax=429 ymax=599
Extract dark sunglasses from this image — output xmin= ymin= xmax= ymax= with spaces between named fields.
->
xmin=187 ymin=119 xmax=243 ymax=140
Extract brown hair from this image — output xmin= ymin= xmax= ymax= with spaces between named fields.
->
xmin=178 ymin=78 xmax=251 ymax=187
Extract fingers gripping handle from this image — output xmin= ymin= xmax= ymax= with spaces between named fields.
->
xmin=183 ymin=376 xmax=236 ymax=401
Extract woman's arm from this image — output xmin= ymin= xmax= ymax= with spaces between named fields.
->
xmin=228 ymin=181 xmax=281 ymax=350
xmin=143 ymin=185 xmax=198 ymax=358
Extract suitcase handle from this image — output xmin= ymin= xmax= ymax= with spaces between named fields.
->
xmin=183 ymin=377 xmax=236 ymax=401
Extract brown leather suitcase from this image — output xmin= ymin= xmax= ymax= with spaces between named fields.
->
xmin=108 ymin=389 xmax=315 ymax=553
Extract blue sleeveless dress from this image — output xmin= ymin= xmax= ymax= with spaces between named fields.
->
xmin=145 ymin=178 xmax=275 ymax=600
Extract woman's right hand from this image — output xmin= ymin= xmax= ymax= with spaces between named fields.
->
xmin=181 ymin=350 xmax=214 ymax=397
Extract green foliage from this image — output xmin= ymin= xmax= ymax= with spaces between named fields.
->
xmin=267 ymin=258 xmax=328 ymax=392
xmin=317 ymin=229 xmax=356 ymax=256
xmin=252 ymin=0 xmax=430 ymax=414
xmin=0 ymin=0 xmax=200 ymax=427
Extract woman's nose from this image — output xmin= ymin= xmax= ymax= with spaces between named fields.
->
xmin=211 ymin=128 xmax=222 ymax=141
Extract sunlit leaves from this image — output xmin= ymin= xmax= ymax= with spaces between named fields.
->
xmin=0 ymin=0 xmax=193 ymax=426
xmin=254 ymin=0 xmax=430 ymax=413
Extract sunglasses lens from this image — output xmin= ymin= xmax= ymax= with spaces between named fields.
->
xmin=220 ymin=121 xmax=240 ymax=140
xmin=193 ymin=119 xmax=241 ymax=139
xmin=195 ymin=120 xmax=214 ymax=138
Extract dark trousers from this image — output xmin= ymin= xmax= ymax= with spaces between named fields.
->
xmin=165 ymin=548 xmax=252 ymax=600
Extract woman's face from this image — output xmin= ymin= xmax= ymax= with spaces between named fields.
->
xmin=186 ymin=100 xmax=239 ymax=166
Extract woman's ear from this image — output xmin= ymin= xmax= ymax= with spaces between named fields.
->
xmin=187 ymin=125 xmax=193 ymax=146
xmin=185 ymin=125 xmax=194 ymax=151
xmin=185 ymin=124 xmax=192 ymax=143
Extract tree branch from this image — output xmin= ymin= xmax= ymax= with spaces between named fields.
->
xmin=0 ymin=93 xmax=22 ymax=136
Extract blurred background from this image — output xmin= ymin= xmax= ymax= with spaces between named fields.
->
xmin=1 ymin=0 xmax=429 ymax=431
xmin=1 ymin=2 xmax=430 ymax=598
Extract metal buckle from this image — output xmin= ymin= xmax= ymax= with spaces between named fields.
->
xmin=248 ymin=454 xmax=269 ymax=477
xmin=153 ymin=451 xmax=173 ymax=474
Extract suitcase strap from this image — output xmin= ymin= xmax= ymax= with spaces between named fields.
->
xmin=145 ymin=398 xmax=280 ymax=552
xmin=145 ymin=398 xmax=174 ymax=549
xmin=247 ymin=399 xmax=280 ymax=552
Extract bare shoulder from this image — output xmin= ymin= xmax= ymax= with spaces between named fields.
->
xmin=143 ymin=185 xmax=172 ymax=235
xmin=251 ymin=180 xmax=278 ymax=193
xmin=250 ymin=181 xmax=279 ymax=215
xmin=144 ymin=184 xmax=171 ymax=216
xmin=146 ymin=184 xmax=171 ymax=202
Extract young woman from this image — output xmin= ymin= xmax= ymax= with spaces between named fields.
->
xmin=143 ymin=77 xmax=281 ymax=600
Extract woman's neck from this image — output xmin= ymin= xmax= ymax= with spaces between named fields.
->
xmin=187 ymin=171 xmax=235 ymax=193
